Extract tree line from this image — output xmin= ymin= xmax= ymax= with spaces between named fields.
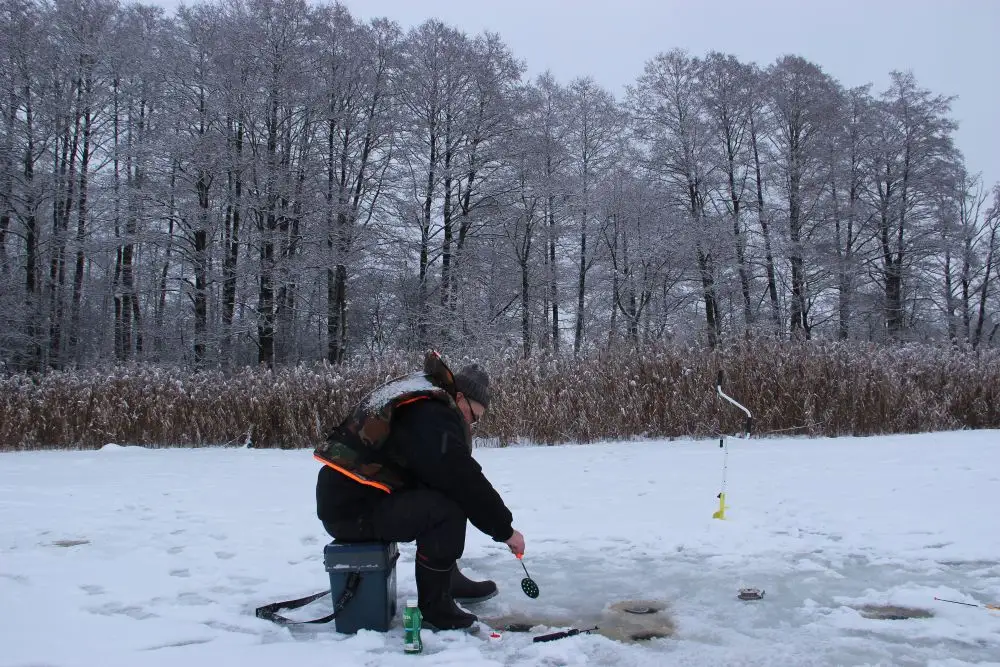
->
xmin=1 ymin=0 xmax=998 ymax=373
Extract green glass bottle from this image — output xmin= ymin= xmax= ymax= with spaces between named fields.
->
xmin=403 ymin=599 xmax=422 ymax=654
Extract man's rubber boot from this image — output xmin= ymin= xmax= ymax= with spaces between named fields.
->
xmin=452 ymin=565 xmax=498 ymax=604
xmin=416 ymin=560 xmax=479 ymax=632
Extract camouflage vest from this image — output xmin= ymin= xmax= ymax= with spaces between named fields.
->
xmin=314 ymin=353 xmax=462 ymax=493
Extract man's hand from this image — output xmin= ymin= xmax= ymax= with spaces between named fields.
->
xmin=505 ymin=529 xmax=525 ymax=557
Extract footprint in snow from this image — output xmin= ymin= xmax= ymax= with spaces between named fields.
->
xmin=203 ymin=619 xmax=259 ymax=635
xmin=51 ymin=538 xmax=90 ymax=547
xmin=88 ymin=602 xmax=158 ymax=620
xmin=286 ymin=554 xmax=323 ymax=565
xmin=208 ymin=584 xmax=241 ymax=595
xmin=143 ymin=638 xmax=213 ymax=651
xmin=176 ymin=592 xmax=214 ymax=606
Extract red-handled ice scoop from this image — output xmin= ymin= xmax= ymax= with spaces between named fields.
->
xmin=516 ymin=554 xmax=539 ymax=598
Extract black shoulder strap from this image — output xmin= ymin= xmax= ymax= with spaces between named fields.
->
xmin=255 ymin=571 xmax=362 ymax=626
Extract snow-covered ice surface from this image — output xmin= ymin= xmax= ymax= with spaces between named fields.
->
xmin=2 ymin=431 xmax=1000 ymax=666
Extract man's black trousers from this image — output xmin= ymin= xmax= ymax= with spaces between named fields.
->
xmin=322 ymin=488 xmax=467 ymax=567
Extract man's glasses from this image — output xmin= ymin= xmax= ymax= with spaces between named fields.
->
xmin=466 ymin=399 xmax=484 ymax=425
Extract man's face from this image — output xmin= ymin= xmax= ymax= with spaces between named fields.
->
xmin=458 ymin=394 xmax=485 ymax=425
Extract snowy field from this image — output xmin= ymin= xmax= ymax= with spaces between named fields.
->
xmin=2 ymin=431 xmax=1000 ymax=667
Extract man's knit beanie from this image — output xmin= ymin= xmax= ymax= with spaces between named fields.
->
xmin=455 ymin=364 xmax=490 ymax=409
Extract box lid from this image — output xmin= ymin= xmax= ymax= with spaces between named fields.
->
xmin=323 ymin=541 xmax=399 ymax=572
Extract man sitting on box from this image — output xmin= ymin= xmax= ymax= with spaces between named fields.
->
xmin=314 ymin=351 xmax=526 ymax=631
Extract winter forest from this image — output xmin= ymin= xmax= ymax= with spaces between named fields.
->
xmin=2 ymin=0 xmax=998 ymax=375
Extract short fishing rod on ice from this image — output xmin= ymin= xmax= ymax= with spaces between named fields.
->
xmin=714 ymin=371 xmax=766 ymax=601
xmin=713 ymin=371 xmax=753 ymax=521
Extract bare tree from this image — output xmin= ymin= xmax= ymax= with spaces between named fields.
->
xmin=0 ymin=4 xmax=12 ymax=282
xmin=448 ymin=32 xmax=522 ymax=328
xmin=984 ymin=186 xmax=1000 ymax=346
xmin=563 ymin=76 xmax=621 ymax=354
xmin=747 ymin=80 xmax=782 ymax=337
xmin=529 ymin=72 xmax=572 ymax=353
xmin=394 ymin=20 xmax=470 ymax=347
xmin=865 ymin=71 xmax=960 ymax=339
xmin=502 ymin=115 xmax=543 ymax=358
xmin=170 ymin=4 xmax=228 ymax=368
xmin=764 ymin=55 xmax=839 ymax=340
xmin=602 ymin=165 xmax=680 ymax=343
xmin=226 ymin=0 xmax=316 ymax=367
xmin=630 ymin=50 xmax=721 ymax=347
xmin=701 ymin=52 xmax=756 ymax=336
xmin=108 ymin=5 xmax=166 ymax=363
xmin=391 ymin=20 xmax=521 ymax=350
xmin=824 ymin=85 xmax=877 ymax=340
xmin=938 ymin=174 xmax=997 ymax=347
xmin=318 ymin=10 xmax=399 ymax=363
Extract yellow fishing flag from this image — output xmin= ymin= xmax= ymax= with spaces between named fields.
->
xmin=712 ymin=492 xmax=727 ymax=520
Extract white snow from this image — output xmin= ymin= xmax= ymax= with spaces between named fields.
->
xmin=363 ymin=373 xmax=438 ymax=410
xmin=2 ymin=431 xmax=1000 ymax=666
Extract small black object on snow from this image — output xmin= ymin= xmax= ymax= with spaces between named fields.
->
xmin=738 ymin=587 xmax=765 ymax=600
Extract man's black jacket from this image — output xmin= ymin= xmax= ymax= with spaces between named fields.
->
xmin=316 ymin=398 xmax=514 ymax=543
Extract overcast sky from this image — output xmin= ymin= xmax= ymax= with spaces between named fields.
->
xmin=159 ymin=0 xmax=1000 ymax=190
